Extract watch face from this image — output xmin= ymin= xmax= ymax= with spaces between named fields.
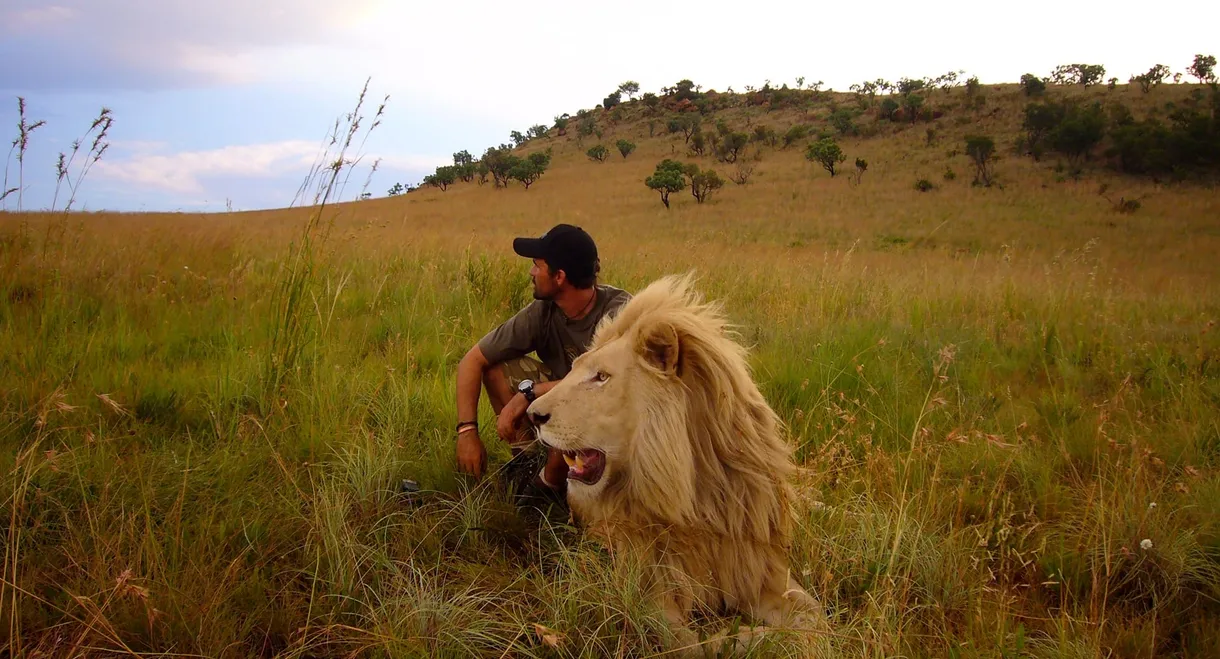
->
xmin=518 ymin=379 xmax=534 ymax=392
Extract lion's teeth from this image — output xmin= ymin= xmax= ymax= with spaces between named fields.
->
xmin=574 ymin=454 xmax=586 ymax=470
xmin=563 ymin=453 xmax=576 ymax=468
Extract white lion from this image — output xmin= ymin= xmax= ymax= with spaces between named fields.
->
xmin=527 ymin=274 xmax=826 ymax=655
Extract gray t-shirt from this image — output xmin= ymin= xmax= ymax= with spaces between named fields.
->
xmin=478 ymin=284 xmax=632 ymax=379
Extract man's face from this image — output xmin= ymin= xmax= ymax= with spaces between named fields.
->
xmin=530 ymin=258 xmax=562 ymax=300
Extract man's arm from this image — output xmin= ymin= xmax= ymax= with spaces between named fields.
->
xmin=455 ymin=345 xmax=490 ymax=477
xmin=456 ymin=344 xmax=489 ymax=427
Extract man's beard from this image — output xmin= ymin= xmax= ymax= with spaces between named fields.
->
xmin=532 ymin=282 xmax=556 ymax=300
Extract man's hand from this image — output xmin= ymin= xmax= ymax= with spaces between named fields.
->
xmin=497 ymin=393 xmax=531 ymax=445
xmin=455 ymin=429 xmax=487 ymax=478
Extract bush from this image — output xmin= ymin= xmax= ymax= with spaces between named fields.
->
xmin=689 ymin=131 xmax=707 ymax=157
xmin=1050 ymin=63 xmax=1106 ymax=87
xmin=943 ymin=167 xmax=957 ymax=181
xmin=1188 ymin=54 xmax=1216 ymax=83
xmin=965 ymin=135 xmax=996 ymax=186
xmin=914 ymin=178 xmax=936 ymax=192
xmin=616 ymin=140 xmax=637 ymax=159
xmin=879 ymin=98 xmax=900 ymax=121
xmin=482 ymin=146 xmax=520 ymax=188
xmin=1022 ymin=101 xmax=1068 ymax=160
xmin=553 ymin=115 xmax=569 ymax=136
xmin=644 ymin=159 xmax=687 ymax=209
xmin=682 ymin=163 xmax=725 ymax=203
xmin=1020 ymin=73 xmax=1047 ymax=96
xmin=830 ymin=108 xmax=856 ymax=135
xmin=1052 ymin=103 xmax=1106 ymax=165
xmin=783 ymin=124 xmax=810 ymax=148
xmin=852 ymin=158 xmax=867 ymax=185
xmin=603 ymin=90 xmax=622 ymax=110
xmin=1131 ymin=64 xmax=1171 ymax=93
xmin=751 ymin=125 xmax=777 ymax=147
xmin=730 ymin=162 xmax=755 ymax=185
xmin=806 ymin=137 xmax=846 ymax=177
xmin=717 ymin=133 xmax=749 ymax=163
xmin=509 ymin=151 xmax=551 ymax=189
xmin=587 ymin=144 xmax=610 ymax=162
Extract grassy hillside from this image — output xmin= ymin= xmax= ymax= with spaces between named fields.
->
xmin=2 ymin=77 xmax=1219 ymax=657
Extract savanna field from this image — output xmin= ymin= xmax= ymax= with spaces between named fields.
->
xmin=2 ymin=76 xmax=1220 ymax=657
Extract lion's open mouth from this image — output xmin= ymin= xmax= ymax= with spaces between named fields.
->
xmin=561 ymin=449 xmax=606 ymax=485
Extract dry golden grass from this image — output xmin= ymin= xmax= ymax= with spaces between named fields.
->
xmin=1 ymin=81 xmax=1218 ymax=657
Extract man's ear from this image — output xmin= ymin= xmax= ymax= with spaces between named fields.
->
xmin=553 ymin=268 xmax=568 ymax=288
xmin=637 ymin=321 xmax=681 ymax=375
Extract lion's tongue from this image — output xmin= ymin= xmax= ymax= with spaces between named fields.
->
xmin=562 ymin=449 xmax=605 ymax=483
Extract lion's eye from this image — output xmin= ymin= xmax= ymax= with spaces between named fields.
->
xmin=594 ymin=370 xmax=610 ymax=383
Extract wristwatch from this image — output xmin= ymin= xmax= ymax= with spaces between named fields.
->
xmin=517 ymin=379 xmax=537 ymax=403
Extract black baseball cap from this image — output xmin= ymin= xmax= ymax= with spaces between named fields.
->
xmin=513 ymin=223 xmax=599 ymax=281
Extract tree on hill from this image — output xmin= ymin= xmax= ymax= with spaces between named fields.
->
xmin=1020 ymin=74 xmax=1046 ymax=96
xmin=716 ymin=133 xmax=749 ymax=163
xmin=603 ymin=90 xmax=622 ymax=110
xmin=527 ymin=124 xmax=549 ymax=139
xmin=453 ymin=150 xmax=473 ymax=166
xmin=387 ymin=182 xmax=404 ymax=196
xmin=1049 ymin=63 xmax=1106 ymax=87
xmin=667 ymin=115 xmax=700 ymax=144
xmin=424 ymin=165 xmax=457 ymax=191
xmin=482 ymin=146 xmax=520 ymax=188
xmin=553 ymin=115 xmax=569 ymax=136
xmin=616 ymin=139 xmax=637 ymax=159
xmin=645 ymin=159 xmax=687 ymax=209
xmin=617 ymin=81 xmax=640 ymax=100
xmin=682 ymin=163 xmax=725 ymax=203
xmin=965 ymin=135 xmax=996 ymax=186
xmin=1048 ymin=102 xmax=1106 ymax=165
xmin=806 ymin=137 xmax=846 ymax=177
xmin=1188 ymin=54 xmax=1216 ymax=83
xmin=509 ymin=151 xmax=551 ymax=189
xmin=587 ymin=144 xmax=610 ymax=162
xmin=1131 ymin=64 xmax=1171 ymax=93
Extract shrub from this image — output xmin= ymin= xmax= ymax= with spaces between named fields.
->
xmin=1050 ymin=64 xmax=1106 ymax=86
xmin=1020 ymin=73 xmax=1046 ymax=96
xmin=717 ymin=133 xmax=749 ymax=163
xmin=1048 ymin=102 xmax=1106 ymax=165
xmin=914 ymin=178 xmax=936 ymax=192
xmin=683 ymin=163 xmax=725 ymax=203
xmin=730 ymin=162 xmax=755 ymax=185
xmin=783 ymin=124 xmax=809 ymax=148
xmin=689 ymin=131 xmax=707 ymax=157
xmin=644 ymin=159 xmax=687 ymax=209
xmin=587 ymin=145 xmax=610 ymax=162
xmin=1188 ymin=54 xmax=1216 ymax=83
xmin=806 ymin=137 xmax=846 ymax=177
xmin=553 ymin=115 xmax=569 ymax=136
xmin=509 ymin=151 xmax=551 ymax=189
xmin=603 ymin=90 xmax=622 ymax=110
xmin=853 ymin=158 xmax=868 ymax=182
xmin=616 ymin=139 xmax=637 ymax=159
xmin=1131 ymin=64 xmax=1171 ymax=93
xmin=965 ymin=135 xmax=996 ymax=186
xmin=830 ymin=108 xmax=856 ymax=135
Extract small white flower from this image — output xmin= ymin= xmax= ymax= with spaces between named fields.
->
xmin=1148 ymin=502 xmax=1157 ymax=510
xmin=1140 ymin=539 xmax=1153 ymax=550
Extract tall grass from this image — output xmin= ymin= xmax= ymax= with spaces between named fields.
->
xmin=1 ymin=80 xmax=1218 ymax=657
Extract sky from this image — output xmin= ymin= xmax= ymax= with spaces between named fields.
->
xmin=1 ymin=0 xmax=1217 ymax=213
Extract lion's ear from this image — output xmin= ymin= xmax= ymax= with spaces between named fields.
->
xmin=639 ymin=321 xmax=681 ymax=376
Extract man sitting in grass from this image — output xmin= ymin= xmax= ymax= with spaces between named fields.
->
xmin=453 ymin=223 xmax=631 ymax=507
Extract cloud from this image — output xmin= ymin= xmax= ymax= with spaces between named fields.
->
xmin=0 ymin=0 xmax=382 ymax=91
xmin=95 ymin=140 xmax=322 ymax=193
xmin=94 ymin=139 xmax=449 ymax=197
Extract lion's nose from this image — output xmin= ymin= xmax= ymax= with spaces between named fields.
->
xmin=529 ymin=411 xmax=550 ymax=426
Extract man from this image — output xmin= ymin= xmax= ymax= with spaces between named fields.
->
xmin=454 ymin=223 xmax=631 ymax=501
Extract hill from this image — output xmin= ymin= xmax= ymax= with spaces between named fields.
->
xmin=1 ymin=71 xmax=1219 ymax=657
